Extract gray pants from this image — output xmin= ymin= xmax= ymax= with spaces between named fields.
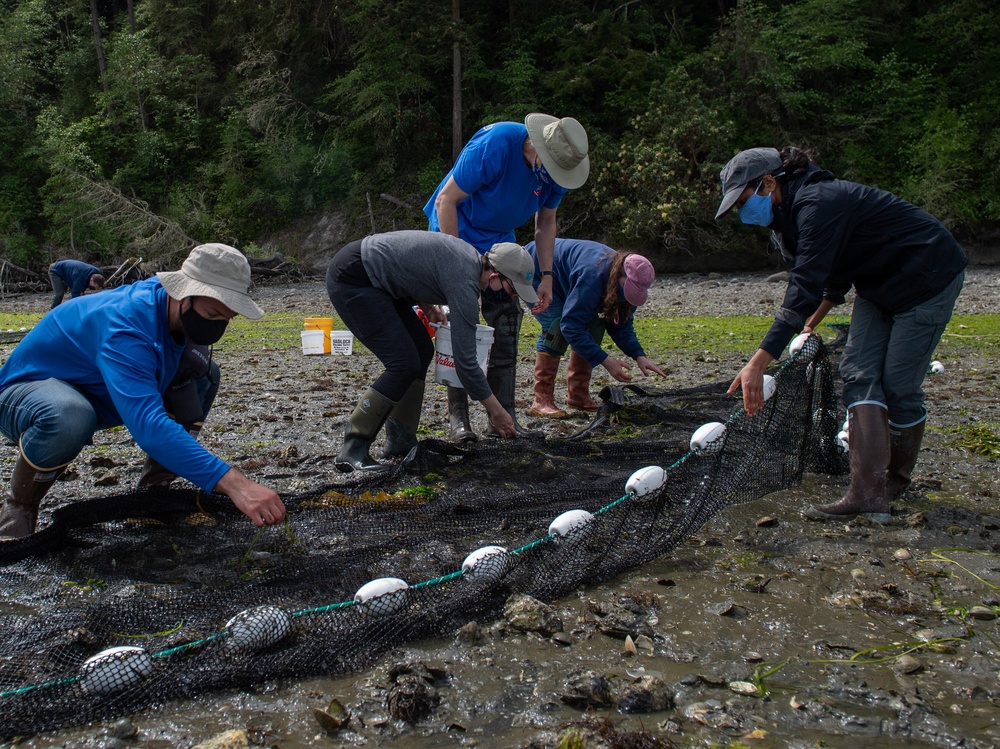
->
xmin=840 ymin=271 xmax=964 ymax=426
xmin=48 ymin=268 xmax=68 ymax=309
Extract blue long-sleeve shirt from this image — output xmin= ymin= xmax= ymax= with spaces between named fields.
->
xmin=0 ymin=277 xmax=230 ymax=490
xmin=424 ymin=122 xmax=567 ymax=252
xmin=525 ymin=238 xmax=645 ymax=367
xmin=50 ymin=259 xmax=102 ymax=297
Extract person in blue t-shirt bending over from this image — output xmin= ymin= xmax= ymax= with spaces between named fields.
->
xmin=424 ymin=113 xmax=589 ymax=442
xmin=48 ymin=259 xmax=105 ymax=308
xmin=0 ymin=244 xmax=286 ymax=540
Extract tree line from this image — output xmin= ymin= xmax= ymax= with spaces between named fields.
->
xmin=0 ymin=0 xmax=996 ymax=270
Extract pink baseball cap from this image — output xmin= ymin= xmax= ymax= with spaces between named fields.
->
xmin=622 ymin=254 xmax=655 ymax=306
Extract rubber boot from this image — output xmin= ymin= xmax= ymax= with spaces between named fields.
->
xmin=0 ymin=453 xmax=63 ymax=539
xmin=138 ymin=424 xmax=202 ymax=488
xmin=335 ymin=388 xmax=395 ymax=473
xmin=528 ymin=353 xmax=568 ymax=418
xmin=446 ymin=386 xmax=477 ymax=443
xmin=566 ymin=351 xmax=599 ymax=411
xmin=383 ymin=380 xmax=424 ymax=459
xmin=484 ymin=365 xmax=543 ymax=438
xmin=886 ymin=418 xmax=926 ymax=500
xmin=805 ymin=404 xmax=891 ymax=522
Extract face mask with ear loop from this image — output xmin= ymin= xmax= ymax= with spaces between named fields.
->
xmin=738 ymin=180 xmax=774 ymax=226
xmin=180 ymin=299 xmax=228 ymax=345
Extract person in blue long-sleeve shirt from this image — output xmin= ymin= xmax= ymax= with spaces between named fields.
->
xmin=524 ymin=238 xmax=667 ymax=417
xmin=0 ymin=243 xmax=286 ymax=539
xmin=48 ymin=259 xmax=105 ymax=308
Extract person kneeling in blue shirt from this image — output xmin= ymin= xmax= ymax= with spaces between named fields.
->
xmin=0 ymin=243 xmax=286 ymax=539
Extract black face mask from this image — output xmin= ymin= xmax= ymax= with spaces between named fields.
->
xmin=180 ymin=301 xmax=228 ymax=345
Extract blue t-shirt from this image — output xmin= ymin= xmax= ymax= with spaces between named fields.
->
xmin=526 ymin=238 xmax=645 ymax=367
xmin=0 ymin=278 xmax=230 ymax=491
xmin=51 ymin=259 xmax=102 ymax=297
xmin=424 ymin=122 xmax=567 ymax=252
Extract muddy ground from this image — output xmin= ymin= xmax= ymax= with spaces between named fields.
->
xmin=1 ymin=269 xmax=999 ymax=749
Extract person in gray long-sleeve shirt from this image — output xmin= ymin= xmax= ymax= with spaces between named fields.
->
xmin=326 ymin=231 xmax=537 ymax=472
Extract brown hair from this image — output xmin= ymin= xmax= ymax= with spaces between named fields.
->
xmin=778 ymin=146 xmax=819 ymax=181
xmin=600 ymin=252 xmax=632 ymax=322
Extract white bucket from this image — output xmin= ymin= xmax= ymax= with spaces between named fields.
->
xmin=300 ymin=329 xmax=326 ymax=355
xmin=330 ymin=330 xmax=354 ymax=356
xmin=434 ymin=324 xmax=493 ymax=387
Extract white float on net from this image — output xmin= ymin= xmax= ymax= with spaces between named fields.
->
xmin=78 ymin=646 xmax=154 ymax=695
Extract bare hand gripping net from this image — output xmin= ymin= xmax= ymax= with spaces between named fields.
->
xmin=0 ymin=335 xmax=845 ymax=739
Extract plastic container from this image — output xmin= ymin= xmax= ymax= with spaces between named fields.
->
xmin=300 ymin=329 xmax=325 ymax=355
xmin=303 ymin=317 xmax=334 ymax=354
xmin=330 ymin=330 xmax=354 ymax=355
xmin=433 ymin=324 xmax=493 ymax=387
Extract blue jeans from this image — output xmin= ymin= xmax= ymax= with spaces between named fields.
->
xmin=0 ymin=373 xmax=219 ymax=471
xmin=533 ymin=297 xmax=605 ymax=357
xmin=840 ymin=271 xmax=964 ymax=426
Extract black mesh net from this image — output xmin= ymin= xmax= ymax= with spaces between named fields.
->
xmin=0 ymin=335 xmax=846 ymax=739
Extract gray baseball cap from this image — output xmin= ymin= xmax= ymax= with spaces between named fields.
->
xmin=715 ymin=148 xmax=782 ymax=220
xmin=486 ymin=242 xmax=539 ymax=304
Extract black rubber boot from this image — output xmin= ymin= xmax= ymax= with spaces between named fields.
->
xmin=886 ymin=418 xmax=926 ymax=500
xmin=805 ymin=404 xmax=891 ymax=522
xmin=383 ymin=380 xmax=424 ymax=459
xmin=0 ymin=453 xmax=63 ymax=539
xmin=335 ymin=388 xmax=395 ymax=473
xmin=446 ymin=387 xmax=477 ymax=443
xmin=138 ymin=424 xmax=203 ymax=488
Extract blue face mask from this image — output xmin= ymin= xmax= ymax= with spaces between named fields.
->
xmin=738 ymin=181 xmax=774 ymax=227
xmin=533 ymin=162 xmax=551 ymax=185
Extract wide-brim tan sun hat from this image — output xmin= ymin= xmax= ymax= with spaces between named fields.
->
xmin=157 ymin=243 xmax=265 ymax=320
xmin=525 ymin=113 xmax=590 ymax=189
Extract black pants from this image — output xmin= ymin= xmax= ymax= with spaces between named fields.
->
xmin=326 ymin=240 xmax=434 ymax=401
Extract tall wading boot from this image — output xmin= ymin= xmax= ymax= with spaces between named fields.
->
xmin=335 ymin=387 xmax=395 ymax=473
xmin=0 ymin=453 xmax=63 ymax=539
xmin=566 ymin=350 xmax=599 ymax=412
xmin=528 ymin=353 xmax=568 ymax=418
xmin=484 ymin=365 xmax=543 ymax=438
xmin=886 ymin=419 xmax=926 ymax=500
xmin=138 ymin=423 xmax=203 ymax=488
xmin=805 ymin=403 xmax=892 ymax=522
xmin=446 ymin=386 xmax=477 ymax=443
xmin=383 ymin=380 xmax=425 ymax=459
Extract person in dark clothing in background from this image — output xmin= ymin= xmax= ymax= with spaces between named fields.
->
xmin=48 ymin=259 xmax=105 ymax=308
xmin=717 ymin=146 xmax=966 ymax=523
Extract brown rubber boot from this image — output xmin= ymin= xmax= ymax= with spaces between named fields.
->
xmin=446 ymin=386 xmax=477 ymax=443
xmin=0 ymin=453 xmax=63 ymax=539
xmin=528 ymin=353 xmax=568 ymax=418
xmin=805 ymin=403 xmax=891 ymax=522
xmin=566 ymin=351 xmax=599 ymax=412
xmin=138 ymin=424 xmax=203 ymax=488
xmin=886 ymin=419 xmax=926 ymax=500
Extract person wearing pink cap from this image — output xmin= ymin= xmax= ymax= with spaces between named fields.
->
xmin=524 ymin=238 xmax=667 ymax=417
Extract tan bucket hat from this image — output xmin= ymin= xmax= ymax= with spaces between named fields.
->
xmin=157 ymin=243 xmax=264 ymax=320
xmin=525 ymin=113 xmax=590 ymax=189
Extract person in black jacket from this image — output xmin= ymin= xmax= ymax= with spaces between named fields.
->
xmin=716 ymin=147 xmax=966 ymax=522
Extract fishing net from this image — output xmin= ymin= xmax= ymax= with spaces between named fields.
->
xmin=0 ymin=335 xmax=846 ymax=739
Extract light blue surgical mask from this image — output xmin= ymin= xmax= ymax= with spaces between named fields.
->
xmin=738 ymin=180 xmax=774 ymax=226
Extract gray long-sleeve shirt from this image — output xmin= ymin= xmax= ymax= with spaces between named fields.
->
xmin=361 ymin=231 xmax=491 ymax=401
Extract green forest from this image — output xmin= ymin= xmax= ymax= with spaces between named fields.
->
xmin=1 ymin=0 xmax=997 ymax=271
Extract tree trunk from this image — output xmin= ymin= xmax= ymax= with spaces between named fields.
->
xmin=89 ymin=0 xmax=110 ymax=95
xmin=451 ymin=0 xmax=462 ymax=162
